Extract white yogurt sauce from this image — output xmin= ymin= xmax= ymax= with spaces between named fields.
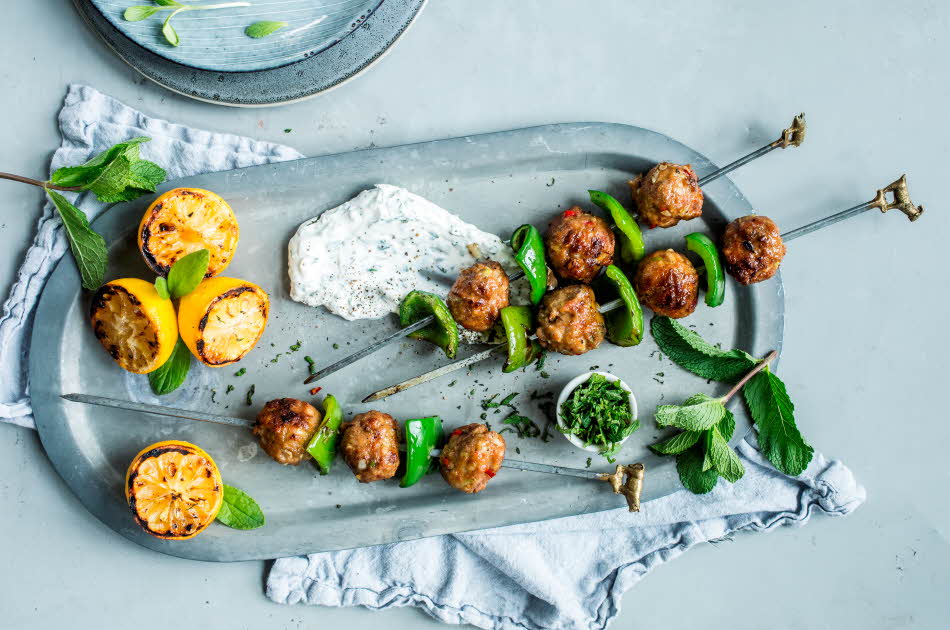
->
xmin=288 ymin=184 xmax=526 ymax=321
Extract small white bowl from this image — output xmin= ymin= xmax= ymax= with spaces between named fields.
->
xmin=556 ymin=371 xmax=639 ymax=454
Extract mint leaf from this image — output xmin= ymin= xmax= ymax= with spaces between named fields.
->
xmin=650 ymin=429 xmax=701 ymax=455
xmin=148 ymin=338 xmax=191 ymax=395
xmin=719 ymin=408 xmax=736 ymax=441
xmin=675 ymin=444 xmax=719 ymax=494
xmin=127 ymin=159 xmax=167 ymax=191
xmin=49 ymin=137 xmax=149 ymax=187
xmin=166 ymin=249 xmax=210 ymax=298
xmin=651 ymin=316 xmax=759 ymax=382
xmin=45 ymin=190 xmax=108 ymax=290
xmin=707 ymin=425 xmax=745 ymax=483
xmin=163 ymin=11 xmax=182 ymax=46
xmin=154 ymin=276 xmax=170 ymax=300
xmin=655 ymin=393 xmax=726 ymax=431
xmin=743 ymin=368 xmax=814 ymax=476
xmin=216 ymin=485 xmax=265 ymax=530
xmin=245 ymin=21 xmax=288 ymax=38
xmin=124 ymin=6 xmax=161 ymax=21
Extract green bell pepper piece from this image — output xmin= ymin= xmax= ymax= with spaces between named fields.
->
xmin=400 ymin=416 xmax=444 ymax=488
xmin=500 ymin=305 xmax=541 ymax=372
xmin=599 ymin=265 xmax=644 ymax=346
xmin=510 ymin=224 xmax=547 ymax=305
xmin=306 ymin=394 xmax=343 ymax=475
xmin=399 ymin=290 xmax=460 ymax=359
xmin=684 ymin=232 xmax=725 ymax=307
xmin=588 ymin=190 xmax=645 ymax=263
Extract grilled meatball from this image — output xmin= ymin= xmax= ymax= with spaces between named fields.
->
xmin=628 ymin=162 xmax=703 ymax=228
xmin=252 ymin=398 xmax=322 ymax=466
xmin=721 ymin=215 xmax=786 ymax=285
xmin=339 ymin=410 xmax=400 ymax=483
xmin=635 ymin=249 xmax=699 ymax=319
xmin=448 ymin=261 xmax=510 ymax=331
xmin=545 ymin=208 xmax=615 ymax=283
xmin=535 ymin=285 xmax=606 ymax=355
xmin=439 ymin=423 xmax=506 ymax=493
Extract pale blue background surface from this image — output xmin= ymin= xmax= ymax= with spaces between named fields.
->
xmin=1 ymin=1 xmax=948 ymax=628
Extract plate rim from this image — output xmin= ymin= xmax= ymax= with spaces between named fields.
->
xmin=30 ymin=122 xmax=785 ymax=560
xmin=72 ymin=0 xmax=428 ymax=107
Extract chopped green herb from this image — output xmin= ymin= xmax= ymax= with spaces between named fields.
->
xmin=290 ymin=340 xmax=302 ymax=352
xmin=246 ymin=384 xmax=256 ymax=406
xmin=502 ymin=412 xmax=541 ymax=439
xmin=304 ymin=355 xmax=317 ymax=375
xmin=558 ymin=374 xmax=639 ymax=461
xmin=284 ymin=128 xmax=292 ymax=133
xmin=536 ymin=351 xmax=547 ymax=372
xmin=515 ymin=447 xmax=521 ymax=455
xmin=332 ymin=343 xmax=340 ymax=350
xmin=481 ymin=394 xmax=500 ymax=409
xmin=448 ymin=380 xmax=457 ymax=387
xmin=540 ymin=371 xmax=550 ymax=379
xmin=500 ymin=392 xmax=518 ymax=407
xmin=234 ymin=367 xmax=246 ymax=377
xmin=210 ymin=389 xmax=217 ymax=403
xmin=586 ymin=457 xmax=592 ymax=468
xmin=226 ymin=384 xmax=234 ymax=394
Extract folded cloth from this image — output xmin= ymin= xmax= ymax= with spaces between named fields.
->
xmin=2 ymin=85 xmax=865 ymax=630
xmin=0 ymin=84 xmax=302 ymax=429
xmin=267 ymin=438 xmax=864 ymax=630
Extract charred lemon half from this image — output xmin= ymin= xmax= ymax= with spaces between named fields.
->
xmin=178 ymin=277 xmax=269 ymax=367
xmin=126 ymin=441 xmax=223 ymax=540
xmin=90 ymin=278 xmax=178 ymax=374
xmin=138 ymin=188 xmax=239 ymax=278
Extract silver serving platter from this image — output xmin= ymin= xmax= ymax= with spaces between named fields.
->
xmin=30 ymin=123 xmax=783 ymax=561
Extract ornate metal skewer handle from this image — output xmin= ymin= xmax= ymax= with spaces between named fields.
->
xmin=870 ymin=174 xmax=923 ymax=221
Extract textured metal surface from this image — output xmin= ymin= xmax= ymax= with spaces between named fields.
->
xmin=73 ymin=0 xmax=427 ymax=106
xmin=30 ymin=122 xmax=784 ymax=561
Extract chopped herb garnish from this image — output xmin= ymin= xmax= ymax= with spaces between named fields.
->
xmin=448 ymin=380 xmax=457 ymax=387
xmin=502 ymin=412 xmax=541 ymax=439
xmin=540 ymin=371 xmax=550 ymax=379
xmin=481 ymin=394 xmax=500 ymax=409
xmin=226 ymin=384 xmax=234 ymax=394
xmin=332 ymin=343 xmax=340 ymax=350
xmin=210 ymin=389 xmax=217 ymax=403
xmin=586 ymin=457 xmax=592 ymax=468
xmin=234 ymin=367 xmax=246 ymax=377
xmin=500 ymin=392 xmax=518 ymax=407
xmin=290 ymin=340 xmax=302 ymax=352
xmin=536 ymin=351 xmax=547 ymax=372
xmin=246 ymin=384 xmax=256 ymax=406
xmin=515 ymin=447 xmax=521 ymax=455
xmin=304 ymin=356 xmax=316 ymax=375
xmin=558 ymin=374 xmax=639 ymax=461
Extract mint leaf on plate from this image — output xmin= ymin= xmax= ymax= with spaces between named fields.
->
xmin=675 ymin=444 xmax=719 ymax=494
xmin=154 ymin=276 xmax=170 ymax=300
xmin=651 ymin=316 xmax=759 ymax=383
xmin=649 ymin=429 xmax=701 ymax=455
xmin=743 ymin=368 xmax=814 ymax=476
xmin=245 ymin=21 xmax=288 ymax=38
xmin=48 ymin=137 xmax=166 ymax=203
xmin=45 ymin=190 xmax=108 ymax=290
xmin=216 ymin=485 xmax=265 ymax=530
xmin=166 ymin=249 xmax=210 ymax=298
xmin=148 ymin=338 xmax=191 ymax=395
xmin=707 ymin=424 xmax=745 ymax=483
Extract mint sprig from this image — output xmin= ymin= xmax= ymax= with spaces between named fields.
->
xmin=216 ymin=484 xmax=265 ymax=530
xmin=48 ymin=137 xmax=166 ymax=203
xmin=245 ymin=21 xmax=288 ymax=38
xmin=165 ymin=249 xmax=210 ymax=298
xmin=124 ymin=2 xmax=253 ymax=47
xmin=649 ymin=352 xmax=774 ymax=493
xmin=651 ymin=316 xmax=815 ymax=479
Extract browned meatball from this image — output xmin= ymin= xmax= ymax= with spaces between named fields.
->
xmin=721 ymin=215 xmax=786 ymax=285
xmin=544 ymin=208 xmax=615 ymax=283
xmin=439 ymin=423 xmax=506 ymax=493
xmin=628 ymin=162 xmax=704 ymax=228
xmin=447 ymin=261 xmax=510 ymax=331
xmin=535 ymin=285 xmax=606 ymax=355
xmin=635 ymin=249 xmax=699 ymax=319
xmin=252 ymin=398 xmax=322 ymax=465
xmin=339 ymin=410 xmax=400 ymax=483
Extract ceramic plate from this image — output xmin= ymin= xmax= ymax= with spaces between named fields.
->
xmin=73 ymin=0 xmax=427 ymax=106
xmin=31 ymin=123 xmax=784 ymax=561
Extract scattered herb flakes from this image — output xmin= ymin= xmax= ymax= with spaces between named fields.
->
xmin=500 ymin=392 xmax=518 ymax=406
xmin=304 ymin=356 xmax=317 ymax=375
xmin=210 ymin=389 xmax=218 ymax=403
xmin=284 ymin=128 xmax=293 ymax=133
xmin=246 ymin=384 xmax=256 ymax=406
xmin=502 ymin=412 xmax=541 ymax=439
xmin=332 ymin=343 xmax=340 ymax=350
xmin=481 ymin=394 xmax=500 ymax=409
xmin=540 ymin=371 xmax=550 ymax=379
xmin=535 ymin=352 xmax=547 ymax=372
xmin=480 ymin=412 xmax=487 ymax=420
xmin=226 ymin=384 xmax=235 ymax=394
xmin=558 ymin=374 xmax=638 ymax=461
xmin=290 ymin=340 xmax=302 ymax=352
xmin=515 ymin=447 xmax=521 ymax=455
xmin=448 ymin=380 xmax=457 ymax=387
xmin=586 ymin=457 xmax=592 ymax=468
xmin=234 ymin=367 xmax=247 ymax=377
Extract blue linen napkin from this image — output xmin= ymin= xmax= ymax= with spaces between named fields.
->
xmin=0 ymin=85 xmax=865 ymax=630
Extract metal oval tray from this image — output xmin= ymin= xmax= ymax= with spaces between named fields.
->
xmin=31 ymin=123 xmax=783 ymax=561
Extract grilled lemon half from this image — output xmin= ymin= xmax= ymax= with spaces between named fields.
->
xmin=126 ymin=441 xmax=223 ymax=540
xmin=178 ymin=277 xmax=269 ymax=367
xmin=138 ymin=188 xmax=239 ymax=278
xmin=90 ymin=278 xmax=178 ymax=374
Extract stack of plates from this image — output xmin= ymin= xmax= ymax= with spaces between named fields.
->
xmin=75 ymin=0 xmax=427 ymax=106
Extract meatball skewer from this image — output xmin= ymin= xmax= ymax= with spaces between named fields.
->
xmin=629 ymin=114 xmax=806 ymax=229
xmin=365 ymin=175 xmax=923 ymax=401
